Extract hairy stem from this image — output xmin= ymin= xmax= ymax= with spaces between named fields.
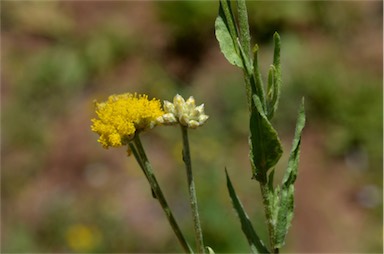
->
xmin=181 ymin=126 xmax=205 ymax=253
xmin=260 ymin=181 xmax=278 ymax=254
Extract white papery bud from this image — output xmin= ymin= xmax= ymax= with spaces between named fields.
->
xmin=162 ymin=113 xmax=177 ymax=124
xmin=188 ymin=120 xmax=200 ymax=129
xmin=160 ymin=94 xmax=209 ymax=128
xmin=163 ymin=100 xmax=176 ymax=114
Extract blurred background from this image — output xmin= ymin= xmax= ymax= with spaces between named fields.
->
xmin=2 ymin=1 xmax=382 ymax=253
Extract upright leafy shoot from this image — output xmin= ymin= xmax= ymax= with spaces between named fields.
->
xmin=215 ymin=1 xmax=305 ymax=253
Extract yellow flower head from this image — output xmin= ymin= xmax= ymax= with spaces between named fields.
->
xmin=91 ymin=93 xmax=164 ymax=149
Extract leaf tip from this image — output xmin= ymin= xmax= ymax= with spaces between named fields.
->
xmin=273 ymin=31 xmax=280 ymax=40
xmin=252 ymin=44 xmax=259 ymax=53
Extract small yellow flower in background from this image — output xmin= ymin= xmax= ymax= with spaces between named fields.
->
xmin=91 ymin=93 xmax=164 ymax=148
xmin=160 ymin=94 xmax=209 ymax=129
xmin=65 ymin=224 xmax=101 ymax=252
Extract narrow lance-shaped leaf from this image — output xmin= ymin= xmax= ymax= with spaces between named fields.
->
xmin=252 ymin=44 xmax=266 ymax=111
xmin=282 ymin=98 xmax=306 ymax=188
xmin=266 ymin=33 xmax=282 ymax=120
xmin=225 ymin=169 xmax=270 ymax=254
xmin=219 ymin=0 xmax=237 ymax=41
xmin=275 ymin=98 xmax=305 ymax=248
xmin=269 ymin=185 xmax=280 ymax=240
xmin=275 ymin=185 xmax=294 ymax=249
xmin=266 ymin=65 xmax=276 ymax=118
xmin=236 ymin=0 xmax=251 ymax=57
xmin=236 ymin=38 xmax=253 ymax=74
xmin=236 ymin=40 xmax=267 ymax=115
xmin=215 ymin=0 xmax=243 ymax=68
xmin=249 ymin=94 xmax=283 ymax=182
xmin=236 ymin=0 xmax=256 ymax=112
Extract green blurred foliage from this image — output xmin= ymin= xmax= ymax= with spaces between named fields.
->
xmin=2 ymin=1 xmax=382 ymax=253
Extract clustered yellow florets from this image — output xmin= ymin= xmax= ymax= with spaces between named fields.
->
xmin=91 ymin=93 xmax=164 ymax=149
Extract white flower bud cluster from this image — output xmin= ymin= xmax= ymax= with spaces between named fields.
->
xmin=158 ymin=94 xmax=209 ymax=128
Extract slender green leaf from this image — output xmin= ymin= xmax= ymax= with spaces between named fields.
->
xmin=252 ymin=45 xmax=266 ymax=110
xmin=249 ymin=94 xmax=282 ymax=182
xmin=266 ymin=33 xmax=282 ymax=120
xmin=215 ymin=0 xmax=243 ymax=68
xmin=275 ymin=185 xmax=294 ymax=248
xmin=266 ymin=64 xmax=276 ymax=118
xmin=236 ymin=0 xmax=251 ymax=57
xmin=272 ymin=33 xmax=281 ymax=108
xmin=275 ymin=99 xmax=305 ymax=248
xmin=236 ymin=38 xmax=253 ymax=74
xmin=282 ymin=98 xmax=306 ymax=187
xmin=226 ymin=169 xmax=270 ymax=254
xmin=273 ymin=33 xmax=281 ymax=71
xmin=270 ymin=185 xmax=280 ymax=234
xmin=219 ymin=0 xmax=238 ymax=41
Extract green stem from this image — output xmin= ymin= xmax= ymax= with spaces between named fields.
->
xmin=260 ymin=181 xmax=278 ymax=254
xmin=132 ymin=134 xmax=193 ymax=254
xmin=129 ymin=143 xmax=157 ymax=199
xmin=180 ymin=126 xmax=205 ymax=253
